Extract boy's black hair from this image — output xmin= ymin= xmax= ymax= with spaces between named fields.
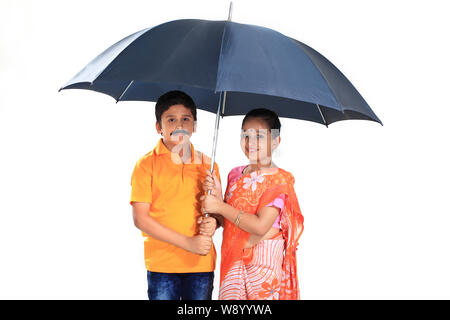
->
xmin=155 ymin=90 xmax=197 ymax=124
xmin=242 ymin=108 xmax=281 ymax=138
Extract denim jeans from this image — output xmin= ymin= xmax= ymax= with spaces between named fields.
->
xmin=147 ymin=271 xmax=214 ymax=300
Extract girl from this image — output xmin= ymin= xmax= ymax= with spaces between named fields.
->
xmin=200 ymin=108 xmax=304 ymax=300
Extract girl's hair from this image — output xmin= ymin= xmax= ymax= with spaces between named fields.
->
xmin=242 ymin=108 xmax=281 ymax=138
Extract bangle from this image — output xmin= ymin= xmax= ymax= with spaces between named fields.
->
xmin=234 ymin=210 xmax=244 ymax=227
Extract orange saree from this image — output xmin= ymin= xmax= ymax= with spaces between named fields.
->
xmin=219 ymin=166 xmax=304 ymax=300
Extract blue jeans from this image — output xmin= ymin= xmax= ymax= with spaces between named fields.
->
xmin=147 ymin=271 xmax=214 ymax=300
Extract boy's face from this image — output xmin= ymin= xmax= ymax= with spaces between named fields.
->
xmin=155 ymin=104 xmax=196 ymax=150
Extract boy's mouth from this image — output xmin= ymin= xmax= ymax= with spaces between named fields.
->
xmin=170 ymin=129 xmax=190 ymax=136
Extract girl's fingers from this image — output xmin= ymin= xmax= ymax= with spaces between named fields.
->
xmin=202 ymin=187 xmax=215 ymax=195
xmin=203 ymin=181 xmax=214 ymax=189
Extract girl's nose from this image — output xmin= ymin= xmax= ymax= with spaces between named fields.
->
xmin=248 ymin=136 xmax=258 ymax=146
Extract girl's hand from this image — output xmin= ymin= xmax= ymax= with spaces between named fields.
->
xmin=203 ymin=170 xmax=223 ymax=200
xmin=197 ymin=216 xmax=217 ymax=237
xmin=200 ymin=194 xmax=224 ymax=215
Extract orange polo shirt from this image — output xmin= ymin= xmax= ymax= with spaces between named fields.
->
xmin=130 ymin=138 xmax=220 ymax=273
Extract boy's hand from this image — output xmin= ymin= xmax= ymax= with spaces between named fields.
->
xmin=186 ymin=235 xmax=212 ymax=256
xmin=198 ymin=216 xmax=217 ymax=237
xmin=203 ymin=170 xmax=223 ymax=200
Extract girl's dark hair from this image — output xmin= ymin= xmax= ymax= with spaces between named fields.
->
xmin=242 ymin=108 xmax=281 ymax=138
xmin=155 ymin=90 xmax=197 ymax=124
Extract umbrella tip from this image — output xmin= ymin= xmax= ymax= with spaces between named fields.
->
xmin=228 ymin=2 xmax=233 ymax=21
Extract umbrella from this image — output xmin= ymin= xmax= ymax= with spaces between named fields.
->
xmin=60 ymin=3 xmax=382 ymax=174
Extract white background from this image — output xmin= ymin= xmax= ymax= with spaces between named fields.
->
xmin=1 ymin=0 xmax=449 ymax=299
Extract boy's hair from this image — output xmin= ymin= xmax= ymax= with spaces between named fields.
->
xmin=242 ymin=108 xmax=281 ymax=138
xmin=155 ymin=90 xmax=197 ymax=124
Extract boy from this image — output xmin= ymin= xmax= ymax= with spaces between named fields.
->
xmin=130 ymin=90 xmax=220 ymax=300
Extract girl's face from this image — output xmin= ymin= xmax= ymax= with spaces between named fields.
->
xmin=240 ymin=117 xmax=280 ymax=166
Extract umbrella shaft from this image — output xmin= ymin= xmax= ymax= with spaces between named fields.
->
xmin=205 ymin=91 xmax=226 ymax=218
xmin=209 ymin=91 xmax=226 ymax=175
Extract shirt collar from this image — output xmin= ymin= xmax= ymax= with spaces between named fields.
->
xmin=154 ymin=138 xmax=196 ymax=163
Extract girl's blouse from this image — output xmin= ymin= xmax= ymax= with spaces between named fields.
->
xmin=227 ymin=165 xmax=285 ymax=229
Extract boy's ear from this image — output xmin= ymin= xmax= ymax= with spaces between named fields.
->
xmin=155 ymin=121 xmax=162 ymax=135
xmin=193 ymin=121 xmax=197 ymax=133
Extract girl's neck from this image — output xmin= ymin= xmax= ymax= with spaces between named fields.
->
xmin=245 ymin=160 xmax=276 ymax=174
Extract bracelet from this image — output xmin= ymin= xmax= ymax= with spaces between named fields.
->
xmin=234 ymin=210 xmax=244 ymax=227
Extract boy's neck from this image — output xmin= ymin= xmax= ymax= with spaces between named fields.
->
xmin=162 ymin=139 xmax=192 ymax=163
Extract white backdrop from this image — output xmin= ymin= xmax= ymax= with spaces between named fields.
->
xmin=1 ymin=0 xmax=449 ymax=299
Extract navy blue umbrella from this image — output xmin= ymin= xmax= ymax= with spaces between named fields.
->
xmin=60 ymin=6 xmax=382 ymax=173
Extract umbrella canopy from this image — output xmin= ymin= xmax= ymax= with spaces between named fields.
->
xmin=60 ymin=18 xmax=382 ymax=127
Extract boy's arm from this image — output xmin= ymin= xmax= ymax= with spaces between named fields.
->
xmin=132 ymin=202 xmax=212 ymax=256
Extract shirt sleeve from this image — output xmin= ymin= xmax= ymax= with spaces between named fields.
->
xmin=213 ymin=162 xmax=221 ymax=185
xmin=265 ymin=194 xmax=286 ymax=211
xmin=130 ymin=157 xmax=152 ymax=204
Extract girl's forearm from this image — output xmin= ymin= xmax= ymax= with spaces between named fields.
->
xmin=211 ymin=213 xmax=224 ymax=229
xmin=218 ymin=202 xmax=267 ymax=236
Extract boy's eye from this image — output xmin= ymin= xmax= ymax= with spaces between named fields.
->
xmin=168 ymin=118 xmax=175 ymax=122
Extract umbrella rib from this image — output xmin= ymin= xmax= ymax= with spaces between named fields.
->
xmin=221 ymin=91 xmax=227 ymax=117
xmin=116 ymin=80 xmax=134 ymax=102
xmin=288 ymin=37 xmax=344 ymax=114
xmin=316 ymin=104 xmax=328 ymax=127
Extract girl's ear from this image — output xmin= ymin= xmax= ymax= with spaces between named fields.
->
xmin=272 ymin=135 xmax=281 ymax=151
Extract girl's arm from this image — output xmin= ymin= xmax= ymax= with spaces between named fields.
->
xmin=202 ymin=170 xmax=225 ymax=228
xmin=201 ymin=195 xmax=279 ymax=236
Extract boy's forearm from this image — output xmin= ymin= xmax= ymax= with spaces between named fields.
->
xmin=218 ymin=202 xmax=266 ymax=236
xmin=135 ymin=215 xmax=190 ymax=251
